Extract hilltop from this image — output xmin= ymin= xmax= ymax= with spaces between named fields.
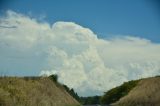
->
xmin=0 ymin=77 xmax=80 ymax=106
xmin=101 ymin=76 xmax=160 ymax=106
xmin=1 ymin=76 xmax=160 ymax=106
xmin=112 ymin=76 xmax=160 ymax=106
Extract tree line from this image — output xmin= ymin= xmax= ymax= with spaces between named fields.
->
xmin=49 ymin=74 xmax=140 ymax=105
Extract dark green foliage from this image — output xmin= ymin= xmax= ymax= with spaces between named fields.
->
xmin=49 ymin=74 xmax=58 ymax=83
xmin=79 ymin=96 xmax=100 ymax=105
xmin=155 ymin=75 xmax=160 ymax=77
xmin=63 ymin=85 xmax=80 ymax=101
xmin=101 ymin=80 xmax=140 ymax=105
xmin=49 ymin=75 xmax=80 ymax=102
xmin=48 ymin=74 xmax=140 ymax=105
xmin=63 ymin=84 xmax=100 ymax=105
xmin=70 ymin=88 xmax=80 ymax=101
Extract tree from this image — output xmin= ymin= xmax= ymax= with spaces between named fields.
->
xmin=49 ymin=74 xmax=58 ymax=83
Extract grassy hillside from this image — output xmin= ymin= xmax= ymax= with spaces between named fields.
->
xmin=112 ymin=76 xmax=160 ymax=106
xmin=0 ymin=77 xmax=80 ymax=106
xmin=101 ymin=79 xmax=139 ymax=105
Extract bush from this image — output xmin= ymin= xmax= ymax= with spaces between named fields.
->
xmin=49 ymin=74 xmax=58 ymax=83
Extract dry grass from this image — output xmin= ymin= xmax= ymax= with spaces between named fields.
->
xmin=0 ymin=77 xmax=80 ymax=106
xmin=112 ymin=77 xmax=160 ymax=106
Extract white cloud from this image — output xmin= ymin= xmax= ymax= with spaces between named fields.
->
xmin=0 ymin=10 xmax=160 ymax=96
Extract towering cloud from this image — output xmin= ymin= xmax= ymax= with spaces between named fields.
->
xmin=0 ymin=10 xmax=160 ymax=96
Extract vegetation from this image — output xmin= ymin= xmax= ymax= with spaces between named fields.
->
xmin=0 ymin=77 xmax=80 ymax=106
xmin=2 ymin=74 xmax=159 ymax=106
xmin=62 ymin=81 xmax=100 ymax=105
xmin=113 ymin=77 xmax=160 ymax=106
xmin=79 ymin=96 xmax=100 ymax=105
xmin=63 ymin=85 xmax=80 ymax=101
xmin=49 ymin=74 xmax=138 ymax=105
xmin=63 ymin=84 xmax=101 ymax=105
xmin=101 ymin=80 xmax=140 ymax=105
xmin=49 ymin=74 xmax=58 ymax=83
xmin=62 ymin=75 xmax=160 ymax=106
xmin=50 ymin=74 xmax=101 ymax=105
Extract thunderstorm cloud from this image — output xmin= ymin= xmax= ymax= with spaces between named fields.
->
xmin=0 ymin=11 xmax=160 ymax=96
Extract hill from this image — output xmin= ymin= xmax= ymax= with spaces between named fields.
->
xmin=101 ymin=79 xmax=139 ymax=105
xmin=112 ymin=76 xmax=160 ymax=106
xmin=101 ymin=76 xmax=160 ymax=106
xmin=0 ymin=77 xmax=80 ymax=106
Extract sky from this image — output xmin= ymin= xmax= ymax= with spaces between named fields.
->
xmin=0 ymin=0 xmax=160 ymax=42
xmin=0 ymin=0 xmax=160 ymax=96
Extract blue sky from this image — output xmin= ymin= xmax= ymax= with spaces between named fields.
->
xmin=0 ymin=0 xmax=160 ymax=42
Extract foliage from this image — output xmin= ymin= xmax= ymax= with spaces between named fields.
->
xmin=155 ymin=75 xmax=160 ymax=77
xmin=79 ymin=96 xmax=100 ymax=105
xmin=63 ymin=85 xmax=80 ymax=101
xmin=49 ymin=75 xmax=80 ymax=103
xmin=49 ymin=74 xmax=58 ymax=83
xmin=100 ymin=80 xmax=140 ymax=105
xmin=48 ymin=74 xmax=140 ymax=105
xmin=63 ymin=84 xmax=100 ymax=105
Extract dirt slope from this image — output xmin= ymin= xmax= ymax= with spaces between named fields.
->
xmin=0 ymin=77 xmax=80 ymax=106
xmin=113 ymin=77 xmax=160 ymax=106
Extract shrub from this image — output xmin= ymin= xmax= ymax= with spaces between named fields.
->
xmin=49 ymin=74 xmax=58 ymax=83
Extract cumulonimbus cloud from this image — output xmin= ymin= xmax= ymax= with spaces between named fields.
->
xmin=0 ymin=10 xmax=160 ymax=96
